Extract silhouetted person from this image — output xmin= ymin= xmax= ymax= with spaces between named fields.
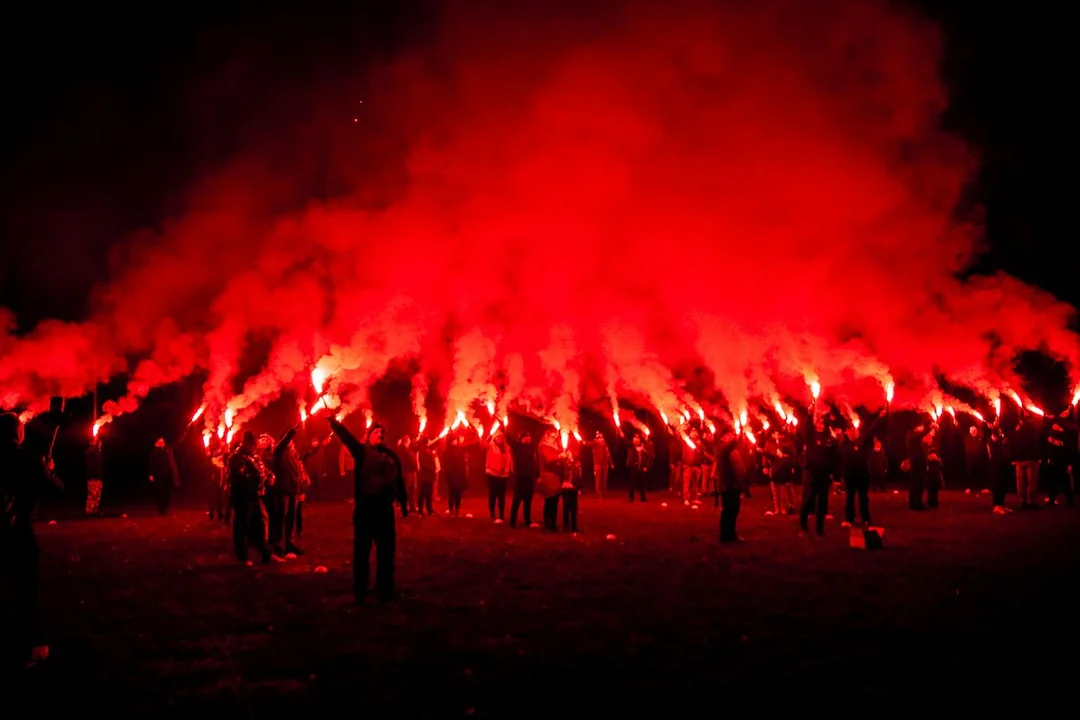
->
xmin=443 ymin=434 xmax=469 ymax=516
xmin=963 ymin=425 xmax=988 ymax=490
xmin=868 ymin=438 xmax=888 ymax=492
xmin=85 ymin=437 xmax=104 ymax=515
xmin=840 ymin=426 xmax=872 ymax=526
xmin=714 ymin=428 xmax=743 ymax=542
xmin=925 ymin=427 xmax=944 ymax=509
xmin=330 ymin=419 xmax=408 ymax=603
xmin=149 ymin=437 xmax=180 ymax=516
xmin=627 ymin=434 xmax=650 ymax=502
xmin=987 ymin=425 xmax=1011 ymax=514
xmin=228 ymin=431 xmax=276 ymax=565
xmin=1011 ymin=416 xmax=1043 ymax=510
xmin=560 ymin=447 xmax=580 ymax=532
xmin=800 ymin=415 xmax=836 ymax=536
xmin=398 ymin=436 xmax=419 ymax=513
xmin=508 ymin=431 xmax=539 ymax=527
xmin=1045 ymin=413 xmax=1075 ymax=506
xmin=270 ymin=425 xmax=309 ymax=557
xmin=1 ymin=412 xmax=63 ymax=668
xmin=905 ymin=423 xmax=932 ymax=510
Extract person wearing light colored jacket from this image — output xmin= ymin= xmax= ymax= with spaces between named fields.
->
xmin=485 ymin=433 xmax=514 ymax=523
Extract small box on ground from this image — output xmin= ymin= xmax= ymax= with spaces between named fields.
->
xmin=850 ymin=526 xmax=885 ymax=550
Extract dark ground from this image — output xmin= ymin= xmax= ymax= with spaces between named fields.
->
xmin=4 ymin=487 xmax=1079 ymax=717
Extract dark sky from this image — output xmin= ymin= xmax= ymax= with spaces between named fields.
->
xmin=0 ymin=0 xmax=1070 ymax=328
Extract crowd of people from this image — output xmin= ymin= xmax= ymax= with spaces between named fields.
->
xmin=2 ymin=400 xmax=1077 ymax=671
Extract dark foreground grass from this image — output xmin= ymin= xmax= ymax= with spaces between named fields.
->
xmin=4 ymin=489 xmax=1079 ymax=717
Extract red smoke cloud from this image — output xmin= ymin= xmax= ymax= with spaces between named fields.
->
xmin=1 ymin=0 xmax=1077 ymax=433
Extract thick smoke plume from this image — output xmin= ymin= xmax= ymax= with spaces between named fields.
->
xmin=2 ymin=0 xmax=1077 ymax=436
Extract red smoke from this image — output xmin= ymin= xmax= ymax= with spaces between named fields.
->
xmin=1 ymin=0 xmax=1077 ymax=433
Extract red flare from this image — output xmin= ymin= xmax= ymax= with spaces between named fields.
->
xmin=418 ymin=416 xmax=427 ymax=434
xmin=613 ymin=410 xmax=621 ymax=427
xmin=1026 ymin=404 xmax=1044 ymax=417
xmin=560 ymin=431 xmax=569 ymax=450
xmin=190 ymin=405 xmax=206 ymax=423
xmin=885 ymin=381 xmax=895 ymax=403
xmin=744 ymin=429 xmax=757 ymax=445
xmin=682 ymin=433 xmax=695 ymax=449
xmin=202 ymin=432 xmax=211 ymax=449
xmin=311 ymin=367 xmax=328 ymax=394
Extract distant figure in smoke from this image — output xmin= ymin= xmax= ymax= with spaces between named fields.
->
xmin=800 ymin=415 xmax=836 ymax=537
xmin=925 ymin=426 xmax=944 ymax=509
xmin=840 ymin=413 xmax=881 ymax=527
xmin=1010 ymin=415 xmax=1043 ymax=510
xmin=270 ymin=425 xmax=310 ymax=557
xmin=714 ymin=425 xmax=745 ymax=542
xmin=338 ymin=441 xmax=355 ymax=501
xmin=330 ymin=418 xmax=408 ymax=603
xmin=868 ymin=438 xmax=888 ymax=492
xmin=668 ymin=434 xmax=682 ymax=492
xmin=537 ymin=430 xmax=563 ymax=531
xmin=485 ymin=432 xmax=513 ymax=523
xmin=590 ymin=432 xmax=612 ymax=499
xmin=296 ymin=435 xmax=331 ymax=536
xmin=443 ymin=434 xmax=469 ymax=517
xmin=681 ymin=429 xmax=704 ymax=505
xmin=85 ymin=436 xmax=104 ymax=516
xmin=508 ymin=431 xmax=539 ymax=528
xmin=987 ymin=424 xmax=1012 ymax=515
xmin=207 ymin=434 xmax=230 ymax=524
xmin=963 ymin=425 xmax=988 ymax=491
xmin=560 ymin=445 xmax=581 ymax=533
xmin=1044 ymin=412 xmax=1075 ymax=507
xmin=626 ymin=434 xmax=651 ymax=502
xmin=415 ymin=436 xmax=438 ymax=516
xmin=1 ymin=412 xmax=63 ymax=669
xmin=764 ymin=430 xmax=797 ymax=516
xmin=149 ymin=437 xmax=180 ymax=516
xmin=904 ymin=422 xmax=932 ymax=511
xmin=398 ymin=436 xmax=419 ymax=513
xmin=228 ymin=431 xmax=278 ymax=565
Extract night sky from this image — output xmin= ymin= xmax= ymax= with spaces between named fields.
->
xmin=0 ymin=1 xmax=1071 ymax=326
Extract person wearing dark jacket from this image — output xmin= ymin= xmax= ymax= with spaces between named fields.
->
xmin=1044 ymin=413 xmax=1075 ymax=507
xmin=840 ymin=426 xmax=872 ymax=526
xmin=443 ymin=435 xmax=470 ymax=517
xmin=537 ymin=431 xmax=563 ymax=530
xmin=1011 ymin=416 xmax=1044 ymax=509
xmin=1 ymin=412 xmax=63 ymax=668
xmin=149 ymin=437 xmax=180 ymax=516
xmin=559 ymin=448 xmax=581 ymax=532
xmin=714 ymin=429 xmax=743 ymax=542
xmin=800 ymin=415 xmax=837 ymax=536
xmin=228 ymin=432 xmax=278 ymax=565
xmin=398 ymin=436 xmax=419 ymax=513
xmin=626 ymin=434 xmax=650 ymax=502
xmin=508 ymin=432 xmax=539 ymax=527
xmin=270 ymin=426 xmax=310 ymax=557
xmin=905 ymin=423 xmax=932 ymax=510
xmin=330 ymin=418 xmax=408 ymax=603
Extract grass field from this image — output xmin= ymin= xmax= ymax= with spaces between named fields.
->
xmin=5 ymin=488 xmax=1079 ymax=716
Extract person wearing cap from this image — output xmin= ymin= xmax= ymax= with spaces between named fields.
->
xmin=329 ymin=418 xmax=408 ymax=603
xmin=2 ymin=412 xmax=64 ymax=668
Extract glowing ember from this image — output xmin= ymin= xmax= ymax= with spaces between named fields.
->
xmin=851 ymin=417 xmax=860 ymax=430
xmin=190 ymin=405 xmax=206 ymax=423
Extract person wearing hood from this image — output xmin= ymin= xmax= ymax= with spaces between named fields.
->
xmin=330 ymin=418 xmax=408 ymax=603
xmin=1 ymin=412 xmax=64 ymax=668
xmin=149 ymin=437 xmax=180 ymax=516
xmin=228 ymin=431 xmax=278 ymax=565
